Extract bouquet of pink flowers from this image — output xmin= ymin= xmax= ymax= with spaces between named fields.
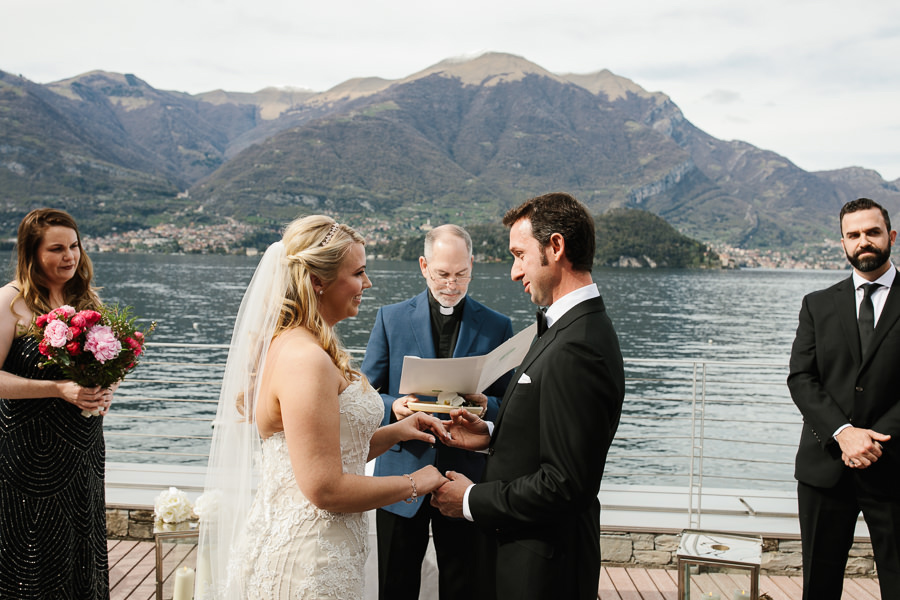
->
xmin=33 ymin=304 xmax=156 ymax=415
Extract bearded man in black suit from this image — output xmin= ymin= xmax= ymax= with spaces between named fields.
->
xmin=431 ymin=192 xmax=625 ymax=600
xmin=788 ymin=197 xmax=900 ymax=599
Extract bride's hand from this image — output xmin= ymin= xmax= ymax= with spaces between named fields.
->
xmin=411 ymin=465 xmax=449 ymax=495
xmin=398 ymin=412 xmax=452 ymax=444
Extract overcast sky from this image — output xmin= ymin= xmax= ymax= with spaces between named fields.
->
xmin=4 ymin=0 xmax=899 ymax=180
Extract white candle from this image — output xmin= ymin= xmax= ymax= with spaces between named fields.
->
xmin=703 ymin=593 xmax=721 ymax=600
xmin=733 ymin=590 xmax=751 ymax=600
xmin=173 ymin=566 xmax=195 ymax=600
xmin=194 ymin=554 xmax=211 ymax=599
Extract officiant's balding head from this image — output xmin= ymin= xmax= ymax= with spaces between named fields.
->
xmin=419 ymin=225 xmax=474 ymax=309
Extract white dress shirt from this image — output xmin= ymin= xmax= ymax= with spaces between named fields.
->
xmin=851 ymin=265 xmax=895 ymax=325
xmin=834 ymin=264 xmax=896 ymax=439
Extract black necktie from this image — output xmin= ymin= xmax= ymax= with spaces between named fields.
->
xmin=858 ymin=283 xmax=880 ymax=355
xmin=536 ymin=309 xmax=548 ymax=337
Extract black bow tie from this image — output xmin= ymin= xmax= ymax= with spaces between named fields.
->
xmin=536 ymin=309 xmax=548 ymax=337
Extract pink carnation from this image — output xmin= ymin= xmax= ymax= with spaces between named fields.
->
xmin=125 ymin=337 xmax=143 ymax=357
xmin=43 ymin=319 xmax=71 ymax=348
xmin=83 ymin=325 xmax=122 ymax=363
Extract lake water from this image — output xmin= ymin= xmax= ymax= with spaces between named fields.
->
xmin=82 ymin=253 xmax=846 ymax=361
xmin=2 ymin=252 xmax=851 ymax=489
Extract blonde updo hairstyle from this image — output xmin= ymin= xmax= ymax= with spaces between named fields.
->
xmin=279 ymin=215 xmax=366 ymax=382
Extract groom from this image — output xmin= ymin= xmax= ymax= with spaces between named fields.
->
xmin=432 ymin=192 xmax=625 ymax=600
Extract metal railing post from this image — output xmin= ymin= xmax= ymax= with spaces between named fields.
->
xmin=688 ymin=361 xmax=699 ymax=528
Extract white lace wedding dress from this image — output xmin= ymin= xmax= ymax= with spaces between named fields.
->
xmin=225 ymin=378 xmax=384 ymax=599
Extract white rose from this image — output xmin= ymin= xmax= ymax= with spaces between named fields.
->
xmin=154 ymin=486 xmax=194 ymax=523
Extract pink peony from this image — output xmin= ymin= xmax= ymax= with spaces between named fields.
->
xmin=43 ymin=319 xmax=71 ymax=348
xmin=72 ymin=310 xmax=102 ymax=328
xmin=83 ymin=325 xmax=122 ymax=363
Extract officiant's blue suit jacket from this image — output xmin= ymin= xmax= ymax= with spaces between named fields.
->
xmin=361 ymin=290 xmax=513 ymax=517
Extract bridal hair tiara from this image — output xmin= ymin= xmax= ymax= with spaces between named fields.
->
xmin=321 ymin=223 xmax=340 ymax=246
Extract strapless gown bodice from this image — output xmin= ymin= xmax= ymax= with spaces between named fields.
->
xmin=225 ymin=378 xmax=383 ymax=599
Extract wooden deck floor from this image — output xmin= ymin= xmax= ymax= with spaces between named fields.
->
xmin=109 ymin=539 xmax=882 ymax=600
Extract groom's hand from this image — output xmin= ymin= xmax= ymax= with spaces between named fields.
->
xmin=431 ymin=470 xmax=472 ymax=519
xmin=440 ymin=409 xmax=491 ymax=451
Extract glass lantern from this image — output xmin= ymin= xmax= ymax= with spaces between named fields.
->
xmin=154 ymin=529 xmax=199 ymax=600
xmin=676 ymin=530 xmax=761 ymax=600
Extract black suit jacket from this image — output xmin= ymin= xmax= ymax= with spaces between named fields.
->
xmin=788 ymin=273 xmax=900 ymax=494
xmin=468 ymin=296 xmax=625 ymax=600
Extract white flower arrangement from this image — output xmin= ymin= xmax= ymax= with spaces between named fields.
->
xmin=192 ymin=489 xmax=221 ymax=521
xmin=153 ymin=486 xmax=196 ymax=533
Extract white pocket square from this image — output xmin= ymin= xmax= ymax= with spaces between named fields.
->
xmin=517 ymin=373 xmax=532 ymax=384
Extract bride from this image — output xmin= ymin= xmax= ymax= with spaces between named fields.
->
xmin=196 ymin=215 xmax=449 ymax=599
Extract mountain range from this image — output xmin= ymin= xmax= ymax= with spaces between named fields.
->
xmin=1 ymin=52 xmax=897 ymax=248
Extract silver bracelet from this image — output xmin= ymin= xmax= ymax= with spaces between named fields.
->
xmin=403 ymin=473 xmax=418 ymax=504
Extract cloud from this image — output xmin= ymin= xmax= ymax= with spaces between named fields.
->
xmin=1 ymin=0 xmax=898 ymax=179
xmin=703 ymin=90 xmax=742 ymax=105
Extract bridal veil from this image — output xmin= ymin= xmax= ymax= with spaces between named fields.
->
xmin=195 ymin=242 xmax=289 ymax=599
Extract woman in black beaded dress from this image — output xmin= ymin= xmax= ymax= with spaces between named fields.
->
xmin=0 ymin=209 xmax=113 ymax=599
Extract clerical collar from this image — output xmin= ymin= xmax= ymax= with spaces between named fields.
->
xmin=427 ymin=289 xmax=465 ymax=317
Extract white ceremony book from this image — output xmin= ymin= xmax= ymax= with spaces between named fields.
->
xmin=398 ymin=323 xmax=536 ymax=396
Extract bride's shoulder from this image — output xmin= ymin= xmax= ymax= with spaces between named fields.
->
xmin=271 ymin=328 xmax=331 ymax=365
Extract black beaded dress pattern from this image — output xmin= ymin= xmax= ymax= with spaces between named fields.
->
xmin=0 ymin=335 xmax=109 ymax=599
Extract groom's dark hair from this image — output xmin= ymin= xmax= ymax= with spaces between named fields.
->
xmin=503 ymin=192 xmax=595 ymax=272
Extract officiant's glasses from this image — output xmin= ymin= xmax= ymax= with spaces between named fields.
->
xmin=427 ymin=269 xmax=472 ymax=287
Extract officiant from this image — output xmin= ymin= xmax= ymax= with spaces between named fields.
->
xmin=361 ymin=224 xmax=514 ymax=600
